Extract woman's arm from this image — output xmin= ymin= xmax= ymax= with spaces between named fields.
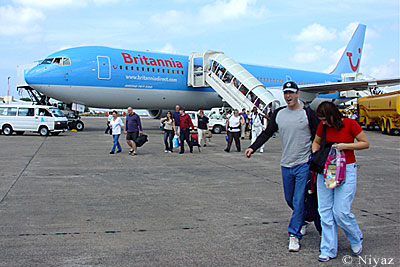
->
xmin=334 ymin=131 xmax=369 ymax=151
xmin=312 ymin=135 xmax=321 ymax=153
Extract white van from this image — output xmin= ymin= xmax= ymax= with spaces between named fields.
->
xmin=186 ymin=111 xmax=226 ymax=134
xmin=0 ymin=104 xmax=68 ymax=136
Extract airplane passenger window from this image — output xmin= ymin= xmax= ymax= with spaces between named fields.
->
xmin=62 ymin=58 xmax=71 ymax=66
xmin=131 ymin=66 xmax=134 ymax=71
xmin=162 ymin=69 xmax=165 ymax=73
xmin=167 ymin=69 xmax=170 ymax=74
xmin=157 ymin=69 xmax=160 ymax=73
xmin=40 ymin=58 xmax=54 ymax=64
xmin=172 ymin=70 xmax=175 ymax=74
xmin=125 ymin=66 xmax=129 ymax=70
xmin=147 ymin=68 xmax=150 ymax=72
xmin=181 ymin=70 xmax=184 ymax=75
xmin=120 ymin=65 xmax=123 ymax=70
xmin=137 ymin=67 xmax=140 ymax=71
xmin=18 ymin=108 xmax=34 ymax=116
xmin=142 ymin=67 xmax=145 ymax=71
xmin=177 ymin=70 xmax=180 ymax=74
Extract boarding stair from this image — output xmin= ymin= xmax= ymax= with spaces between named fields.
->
xmin=188 ymin=51 xmax=279 ymax=114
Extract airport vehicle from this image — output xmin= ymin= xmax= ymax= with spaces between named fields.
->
xmin=186 ymin=111 xmax=226 ymax=134
xmin=22 ymin=24 xmax=399 ymax=119
xmin=358 ymin=91 xmax=400 ymax=135
xmin=0 ymin=104 xmax=68 ymax=136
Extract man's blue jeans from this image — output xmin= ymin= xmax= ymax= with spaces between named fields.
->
xmin=111 ymin=134 xmax=122 ymax=152
xmin=317 ymin=163 xmax=362 ymax=258
xmin=281 ymin=162 xmax=309 ymax=239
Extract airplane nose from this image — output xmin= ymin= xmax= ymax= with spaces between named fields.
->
xmin=25 ymin=66 xmax=45 ymax=85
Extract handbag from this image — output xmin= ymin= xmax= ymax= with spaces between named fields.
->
xmin=134 ymin=134 xmax=148 ymax=147
xmin=309 ymin=126 xmax=333 ymax=174
xmin=323 ymin=146 xmax=346 ymax=189
xmin=173 ymin=135 xmax=179 ymax=147
xmin=205 ymin=130 xmax=212 ymax=138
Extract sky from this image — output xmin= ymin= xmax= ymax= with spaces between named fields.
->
xmin=0 ymin=0 xmax=399 ymax=98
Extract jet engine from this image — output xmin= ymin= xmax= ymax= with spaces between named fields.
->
xmin=147 ymin=109 xmax=168 ymax=119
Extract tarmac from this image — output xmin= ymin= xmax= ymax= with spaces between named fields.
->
xmin=0 ymin=117 xmax=399 ymax=267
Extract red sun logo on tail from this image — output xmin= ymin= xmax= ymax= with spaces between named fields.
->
xmin=346 ymin=48 xmax=361 ymax=72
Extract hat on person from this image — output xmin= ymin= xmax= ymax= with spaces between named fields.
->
xmin=282 ymin=81 xmax=298 ymax=92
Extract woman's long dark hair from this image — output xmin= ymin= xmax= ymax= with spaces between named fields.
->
xmin=166 ymin=111 xmax=174 ymax=123
xmin=316 ymin=101 xmax=344 ymax=130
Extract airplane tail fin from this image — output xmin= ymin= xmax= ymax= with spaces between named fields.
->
xmin=330 ymin=24 xmax=366 ymax=76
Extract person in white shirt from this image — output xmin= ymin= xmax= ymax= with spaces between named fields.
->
xmin=105 ymin=112 xmax=113 ymax=134
xmin=250 ymin=107 xmax=266 ymax=153
xmin=109 ymin=110 xmax=125 ymax=154
xmin=224 ymin=109 xmax=244 ymax=152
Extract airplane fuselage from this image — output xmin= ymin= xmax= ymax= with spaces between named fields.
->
xmin=25 ymin=46 xmax=340 ymax=111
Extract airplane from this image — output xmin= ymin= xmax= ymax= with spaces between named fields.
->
xmin=22 ymin=24 xmax=399 ymax=119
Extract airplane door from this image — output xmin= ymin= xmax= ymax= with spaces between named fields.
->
xmin=97 ymin=56 xmax=111 ymax=80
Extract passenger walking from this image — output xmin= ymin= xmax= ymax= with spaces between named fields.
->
xmin=312 ymin=101 xmax=369 ymax=262
xmin=109 ymin=110 xmax=124 ymax=154
xmin=173 ymin=105 xmax=181 ymax=137
xmin=105 ymin=111 xmax=113 ymax=134
xmin=197 ymin=109 xmax=209 ymax=147
xmin=161 ymin=111 xmax=176 ymax=153
xmin=245 ymin=81 xmax=319 ymax=252
xmin=125 ymin=107 xmax=143 ymax=156
xmin=250 ymin=107 xmax=265 ymax=153
xmin=239 ymin=108 xmax=248 ymax=139
xmin=178 ymin=107 xmax=195 ymax=154
xmin=224 ymin=109 xmax=244 ymax=152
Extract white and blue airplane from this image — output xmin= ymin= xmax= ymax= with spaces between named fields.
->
xmin=24 ymin=24 xmax=399 ymax=118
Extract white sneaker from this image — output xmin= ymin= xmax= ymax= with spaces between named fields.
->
xmin=288 ymin=235 xmax=300 ymax=252
xmin=164 ymin=150 xmax=168 ymax=153
xmin=351 ymin=243 xmax=363 ymax=255
xmin=259 ymin=148 xmax=264 ymax=153
xmin=301 ymin=223 xmax=309 ymax=236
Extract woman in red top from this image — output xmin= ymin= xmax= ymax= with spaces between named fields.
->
xmin=312 ymin=102 xmax=369 ymax=262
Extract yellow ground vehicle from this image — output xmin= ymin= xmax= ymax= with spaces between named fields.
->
xmin=358 ymin=91 xmax=400 ymax=135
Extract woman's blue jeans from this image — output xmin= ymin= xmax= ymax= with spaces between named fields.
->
xmin=111 ymin=134 xmax=122 ymax=152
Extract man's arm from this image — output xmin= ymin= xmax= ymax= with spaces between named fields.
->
xmin=248 ymin=109 xmax=280 ymax=152
xmin=137 ymin=115 xmax=143 ymax=132
xmin=188 ymin=115 xmax=195 ymax=131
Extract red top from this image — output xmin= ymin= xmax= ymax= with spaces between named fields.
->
xmin=179 ymin=113 xmax=194 ymax=130
xmin=316 ymin=118 xmax=363 ymax=164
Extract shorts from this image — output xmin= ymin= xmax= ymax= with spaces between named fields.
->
xmin=126 ymin=131 xmax=139 ymax=141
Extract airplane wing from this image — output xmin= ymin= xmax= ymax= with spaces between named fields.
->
xmin=297 ymin=78 xmax=400 ymax=94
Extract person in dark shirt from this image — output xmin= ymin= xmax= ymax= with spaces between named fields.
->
xmin=197 ymin=109 xmax=209 ymax=147
xmin=124 ymin=107 xmax=143 ymax=156
xmin=178 ymin=107 xmax=194 ymax=154
xmin=173 ymin=105 xmax=181 ymax=136
xmin=239 ymin=108 xmax=249 ymax=139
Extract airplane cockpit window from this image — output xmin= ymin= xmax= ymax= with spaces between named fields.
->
xmin=40 ymin=58 xmax=54 ymax=64
xmin=62 ymin=57 xmax=71 ymax=66
xmin=40 ymin=57 xmax=71 ymax=66
xmin=53 ymin=57 xmax=62 ymax=65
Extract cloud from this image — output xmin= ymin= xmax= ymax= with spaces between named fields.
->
xmin=149 ymin=0 xmax=266 ymax=35
xmin=293 ymin=23 xmax=337 ymax=43
xmin=13 ymin=0 xmax=118 ymax=9
xmin=292 ymin=45 xmax=328 ymax=64
xmin=369 ymin=58 xmax=400 ymax=79
xmin=198 ymin=0 xmax=265 ymax=24
xmin=0 ymin=5 xmax=44 ymax=35
xmin=155 ymin=43 xmax=178 ymax=54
